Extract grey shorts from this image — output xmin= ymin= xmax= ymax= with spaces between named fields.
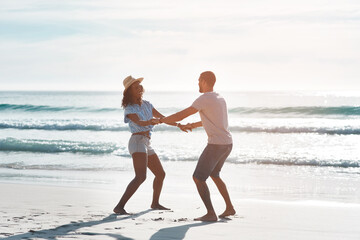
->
xmin=128 ymin=135 xmax=156 ymax=156
xmin=193 ymin=144 xmax=232 ymax=181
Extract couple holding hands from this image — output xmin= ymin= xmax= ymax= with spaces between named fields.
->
xmin=113 ymin=71 xmax=235 ymax=222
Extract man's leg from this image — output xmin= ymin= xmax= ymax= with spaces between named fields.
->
xmin=193 ymin=176 xmax=217 ymax=222
xmin=192 ymin=144 xmax=218 ymax=221
xmin=211 ymin=176 xmax=236 ymax=218
xmin=209 ymin=144 xmax=235 ymax=218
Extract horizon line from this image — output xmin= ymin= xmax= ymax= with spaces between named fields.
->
xmin=0 ymin=89 xmax=359 ymax=93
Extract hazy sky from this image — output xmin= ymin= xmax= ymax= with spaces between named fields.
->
xmin=0 ymin=0 xmax=359 ymax=92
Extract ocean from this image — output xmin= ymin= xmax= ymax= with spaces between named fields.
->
xmin=1 ymin=91 xmax=359 ymax=202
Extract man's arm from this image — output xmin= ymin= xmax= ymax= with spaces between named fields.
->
xmin=189 ymin=121 xmax=203 ymax=129
xmin=161 ymin=107 xmax=198 ymax=124
xmin=180 ymin=121 xmax=202 ymax=132
xmin=152 ymin=108 xmax=177 ymax=127
xmin=153 ymin=108 xmax=190 ymax=132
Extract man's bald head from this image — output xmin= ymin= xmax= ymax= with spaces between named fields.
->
xmin=199 ymin=71 xmax=216 ymax=88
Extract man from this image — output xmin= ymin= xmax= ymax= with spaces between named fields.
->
xmin=160 ymin=71 xmax=235 ymax=222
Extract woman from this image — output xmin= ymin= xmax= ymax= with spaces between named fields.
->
xmin=113 ymin=75 xmax=184 ymax=215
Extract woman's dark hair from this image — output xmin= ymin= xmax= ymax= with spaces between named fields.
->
xmin=121 ymin=84 xmax=144 ymax=108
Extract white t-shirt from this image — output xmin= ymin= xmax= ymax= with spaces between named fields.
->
xmin=191 ymin=92 xmax=233 ymax=145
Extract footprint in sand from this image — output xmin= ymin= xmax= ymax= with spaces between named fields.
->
xmin=173 ymin=218 xmax=188 ymax=222
xmin=0 ymin=233 xmax=13 ymax=237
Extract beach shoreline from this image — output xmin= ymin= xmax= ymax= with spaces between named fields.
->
xmin=1 ymin=181 xmax=359 ymax=240
xmin=1 ymin=91 xmax=360 ymax=239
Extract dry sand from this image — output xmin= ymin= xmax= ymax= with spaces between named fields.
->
xmin=1 ymin=182 xmax=359 ymax=240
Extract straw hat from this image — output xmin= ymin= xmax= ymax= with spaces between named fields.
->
xmin=123 ymin=75 xmax=143 ymax=94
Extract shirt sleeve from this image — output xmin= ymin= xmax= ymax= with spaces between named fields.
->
xmin=191 ymin=95 xmax=204 ymax=111
xmin=124 ymin=105 xmax=137 ymax=123
xmin=145 ymin=100 xmax=154 ymax=111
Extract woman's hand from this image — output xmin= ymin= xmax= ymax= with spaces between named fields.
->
xmin=149 ymin=118 xmax=160 ymax=125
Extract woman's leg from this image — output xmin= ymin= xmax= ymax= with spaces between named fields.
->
xmin=147 ymin=154 xmax=170 ymax=210
xmin=113 ymin=152 xmax=147 ymax=214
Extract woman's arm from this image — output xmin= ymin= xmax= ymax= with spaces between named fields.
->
xmin=153 ymin=108 xmax=191 ymax=132
xmin=152 ymin=108 xmax=164 ymax=119
xmin=127 ymin=114 xmax=159 ymax=126
xmin=152 ymin=108 xmax=177 ymax=127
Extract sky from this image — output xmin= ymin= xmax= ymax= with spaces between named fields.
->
xmin=0 ymin=0 xmax=360 ymax=92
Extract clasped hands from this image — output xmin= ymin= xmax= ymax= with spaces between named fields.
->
xmin=149 ymin=118 xmax=193 ymax=133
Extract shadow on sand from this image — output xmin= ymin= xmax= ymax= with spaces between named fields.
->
xmin=149 ymin=221 xmax=217 ymax=240
xmin=5 ymin=209 xmax=152 ymax=240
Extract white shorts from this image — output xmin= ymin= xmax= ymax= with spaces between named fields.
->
xmin=128 ymin=135 xmax=156 ymax=156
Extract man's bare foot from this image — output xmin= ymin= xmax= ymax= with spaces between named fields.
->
xmin=218 ymin=208 xmax=236 ymax=218
xmin=113 ymin=207 xmax=130 ymax=215
xmin=194 ymin=212 xmax=218 ymax=222
xmin=151 ymin=204 xmax=171 ymax=210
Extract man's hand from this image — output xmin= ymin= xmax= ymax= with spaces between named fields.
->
xmin=184 ymin=123 xmax=193 ymax=132
xmin=178 ymin=123 xmax=193 ymax=133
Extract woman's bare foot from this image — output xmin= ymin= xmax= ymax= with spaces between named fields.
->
xmin=113 ymin=207 xmax=130 ymax=215
xmin=194 ymin=212 xmax=218 ymax=222
xmin=151 ymin=204 xmax=171 ymax=210
xmin=218 ymin=208 xmax=236 ymax=218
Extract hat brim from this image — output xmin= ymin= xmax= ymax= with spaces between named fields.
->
xmin=123 ymin=78 xmax=143 ymax=94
